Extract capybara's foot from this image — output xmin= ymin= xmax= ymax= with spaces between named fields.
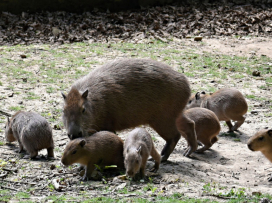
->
xmin=268 ymin=175 xmax=272 ymax=182
xmin=183 ymin=146 xmax=195 ymax=157
xmin=149 ymin=166 xmax=158 ymax=173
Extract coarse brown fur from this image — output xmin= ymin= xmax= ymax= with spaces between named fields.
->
xmin=182 ymin=108 xmax=220 ymax=152
xmin=61 ymin=131 xmax=124 ymax=180
xmin=247 ymin=129 xmax=272 ymax=181
xmin=187 ymin=88 xmax=248 ymax=132
xmin=62 ymin=58 xmax=197 ymax=161
xmin=124 ymin=128 xmax=161 ymax=179
xmin=5 ymin=111 xmax=54 ymax=159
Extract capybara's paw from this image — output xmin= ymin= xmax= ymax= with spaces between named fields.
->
xmin=268 ymin=175 xmax=272 ymax=182
xmin=149 ymin=167 xmax=158 ymax=173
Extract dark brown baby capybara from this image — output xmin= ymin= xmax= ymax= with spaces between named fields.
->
xmin=62 ymin=58 xmax=197 ymax=161
xmin=182 ymin=108 xmax=221 ymax=152
xmin=187 ymin=88 xmax=248 ymax=132
xmin=124 ymin=128 xmax=161 ymax=179
xmin=61 ymin=131 xmax=124 ymax=181
xmin=247 ymin=129 xmax=272 ymax=181
xmin=5 ymin=111 xmax=54 ymax=159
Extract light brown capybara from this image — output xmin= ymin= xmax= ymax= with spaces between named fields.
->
xmin=181 ymin=108 xmax=220 ymax=152
xmin=124 ymin=128 xmax=161 ymax=179
xmin=187 ymin=88 xmax=248 ymax=132
xmin=61 ymin=58 xmax=197 ymax=161
xmin=61 ymin=131 xmax=124 ymax=181
xmin=247 ymin=128 xmax=272 ymax=181
xmin=5 ymin=111 xmax=54 ymax=159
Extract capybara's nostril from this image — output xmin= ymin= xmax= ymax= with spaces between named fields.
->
xmin=68 ymin=134 xmax=72 ymax=140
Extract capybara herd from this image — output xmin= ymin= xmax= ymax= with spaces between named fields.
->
xmin=3 ymin=58 xmax=271 ymax=181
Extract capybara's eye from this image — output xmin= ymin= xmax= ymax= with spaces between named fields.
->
xmin=72 ymin=150 xmax=77 ymax=154
xmin=188 ymin=100 xmax=192 ymax=104
xmin=258 ymin=136 xmax=264 ymax=141
xmin=82 ymin=108 xmax=85 ymax=113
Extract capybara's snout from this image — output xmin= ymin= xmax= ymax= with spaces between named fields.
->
xmin=68 ymin=123 xmax=83 ymax=140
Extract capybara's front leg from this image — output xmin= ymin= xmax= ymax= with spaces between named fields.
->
xmin=82 ymin=163 xmax=95 ymax=181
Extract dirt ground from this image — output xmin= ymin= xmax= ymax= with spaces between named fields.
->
xmin=0 ymin=36 xmax=271 ymax=202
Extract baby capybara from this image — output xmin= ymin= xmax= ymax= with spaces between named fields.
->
xmin=181 ymin=108 xmax=220 ymax=152
xmin=5 ymin=111 xmax=54 ymax=159
xmin=62 ymin=58 xmax=197 ymax=161
xmin=124 ymin=128 xmax=161 ymax=179
xmin=61 ymin=131 xmax=124 ymax=181
xmin=248 ymin=129 xmax=272 ymax=181
xmin=187 ymin=88 xmax=248 ymax=132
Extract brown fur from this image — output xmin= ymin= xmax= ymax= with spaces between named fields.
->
xmin=5 ymin=111 xmax=54 ymax=159
xmin=187 ymin=88 xmax=248 ymax=132
xmin=182 ymin=108 xmax=220 ymax=152
xmin=124 ymin=128 xmax=161 ymax=179
xmin=62 ymin=58 xmax=198 ymax=161
xmin=247 ymin=129 xmax=272 ymax=181
xmin=61 ymin=131 xmax=124 ymax=180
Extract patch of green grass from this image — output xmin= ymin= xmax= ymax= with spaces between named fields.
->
xmin=0 ymin=190 xmax=12 ymax=202
xmin=0 ymin=141 xmax=4 ymax=146
xmin=24 ymin=92 xmax=40 ymax=100
xmin=9 ymin=106 xmax=23 ymax=111
xmin=46 ymin=87 xmax=55 ymax=94
xmin=15 ymin=192 xmax=30 ymax=199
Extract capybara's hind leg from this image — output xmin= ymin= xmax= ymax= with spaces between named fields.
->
xmin=211 ymin=136 xmax=218 ymax=144
xmin=196 ymin=140 xmax=212 ymax=153
xmin=176 ymin=114 xmax=198 ymax=157
xmin=232 ymin=115 xmax=246 ymax=131
xmin=151 ymin=120 xmax=181 ymax=162
xmin=27 ymin=150 xmax=38 ymax=159
xmin=160 ymin=133 xmax=181 ymax=162
xmin=149 ymin=145 xmax=161 ymax=172
xmin=47 ymin=147 xmax=54 ymax=158
xmin=226 ymin=121 xmax=233 ymax=132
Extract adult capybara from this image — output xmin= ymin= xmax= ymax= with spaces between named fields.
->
xmin=62 ymin=58 xmax=197 ymax=161
xmin=124 ymin=128 xmax=161 ymax=179
xmin=187 ymin=88 xmax=248 ymax=132
xmin=247 ymin=129 xmax=272 ymax=181
xmin=181 ymin=108 xmax=221 ymax=152
xmin=5 ymin=111 xmax=54 ymax=159
xmin=61 ymin=131 xmax=124 ymax=181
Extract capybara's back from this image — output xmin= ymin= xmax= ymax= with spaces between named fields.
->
xmin=62 ymin=58 xmax=197 ymax=161
xmin=5 ymin=111 xmax=54 ymax=158
xmin=183 ymin=108 xmax=220 ymax=152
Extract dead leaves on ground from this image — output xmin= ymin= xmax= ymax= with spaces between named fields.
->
xmin=1 ymin=3 xmax=272 ymax=45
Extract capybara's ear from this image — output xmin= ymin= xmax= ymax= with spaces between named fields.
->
xmin=268 ymin=130 xmax=272 ymax=137
xmin=61 ymin=92 xmax=67 ymax=100
xmin=7 ymin=116 xmax=10 ymax=124
xmin=79 ymin=139 xmax=86 ymax=147
xmin=137 ymin=145 xmax=142 ymax=154
xmin=82 ymin=89 xmax=88 ymax=99
xmin=195 ymin=92 xmax=200 ymax=100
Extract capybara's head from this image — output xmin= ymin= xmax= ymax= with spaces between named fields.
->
xmin=186 ymin=92 xmax=206 ymax=109
xmin=124 ymin=146 xmax=142 ymax=178
xmin=5 ymin=117 xmax=16 ymax=142
xmin=247 ymin=129 xmax=272 ymax=152
xmin=61 ymin=138 xmax=87 ymax=166
xmin=62 ymin=88 xmax=92 ymax=140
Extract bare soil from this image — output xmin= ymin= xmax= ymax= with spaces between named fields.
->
xmin=0 ymin=36 xmax=271 ymax=202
